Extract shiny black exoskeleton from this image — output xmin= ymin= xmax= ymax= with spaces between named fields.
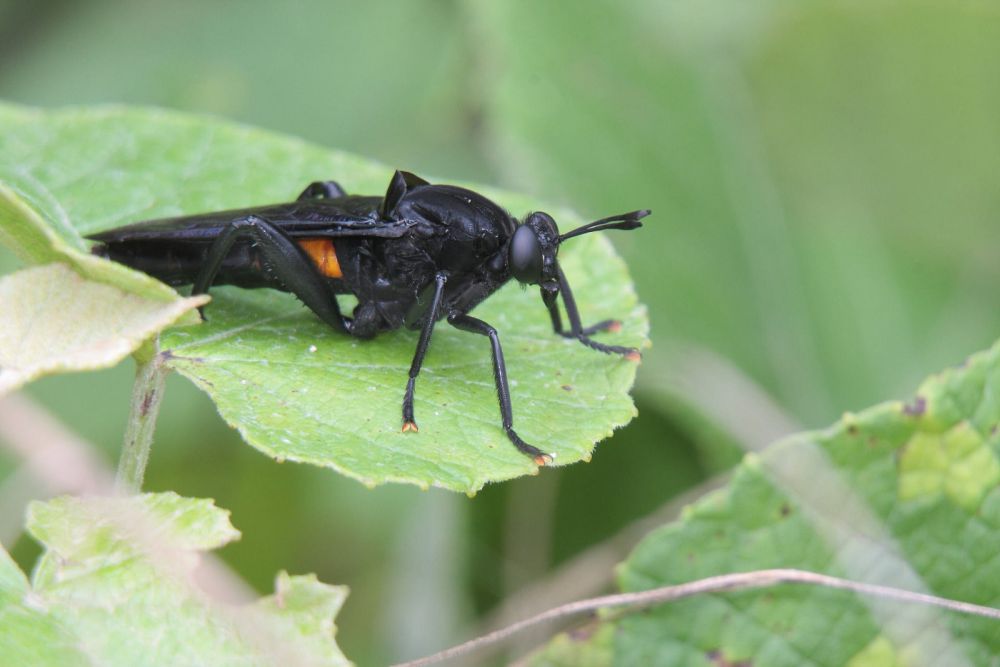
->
xmin=88 ymin=170 xmax=648 ymax=464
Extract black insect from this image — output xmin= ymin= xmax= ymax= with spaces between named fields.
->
xmin=88 ymin=171 xmax=648 ymax=464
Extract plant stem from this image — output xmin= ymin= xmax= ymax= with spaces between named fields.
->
xmin=115 ymin=342 xmax=167 ymax=494
xmin=393 ymin=568 xmax=1000 ymax=667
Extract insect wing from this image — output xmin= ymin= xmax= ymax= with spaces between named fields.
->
xmin=86 ymin=198 xmax=413 ymax=244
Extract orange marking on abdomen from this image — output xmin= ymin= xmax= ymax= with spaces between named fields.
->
xmin=298 ymin=238 xmax=343 ymax=278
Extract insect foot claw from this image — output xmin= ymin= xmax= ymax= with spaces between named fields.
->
xmin=402 ymin=420 xmax=419 ymax=433
xmin=625 ymin=349 xmax=641 ymax=362
xmin=507 ymin=428 xmax=553 ymax=465
xmin=533 ymin=451 xmax=556 ymax=466
xmin=607 ymin=320 xmax=622 ymax=333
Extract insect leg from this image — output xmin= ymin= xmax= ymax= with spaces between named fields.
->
xmin=448 ymin=313 xmax=552 ymax=465
xmin=296 ymin=181 xmax=347 ymax=200
xmin=401 ymin=272 xmax=449 ymax=433
xmin=191 ymin=215 xmax=353 ymax=334
xmin=550 ymin=265 xmax=639 ymax=360
xmin=542 ymin=288 xmax=620 ymax=337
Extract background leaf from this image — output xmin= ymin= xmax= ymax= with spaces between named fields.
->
xmin=473 ymin=0 xmax=1000 ymax=424
xmin=0 ymin=104 xmax=648 ymax=492
xmin=534 ymin=340 xmax=1000 ymax=666
xmin=0 ymin=542 xmax=87 ymax=667
xmin=0 ymin=492 xmax=350 ymax=666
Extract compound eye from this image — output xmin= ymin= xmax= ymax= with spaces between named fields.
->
xmin=510 ymin=224 xmax=543 ymax=284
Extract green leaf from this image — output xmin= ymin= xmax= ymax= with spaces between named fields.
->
xmin=0 ymin=103 xmax=647 ymax=492
xmin=0 ymin=163 xmax=202 ymax=313
xmin=533 ymin=341 xmax=1000 ymax=666
xmin=0 ymin=493 xmax=350 ymax=666
xmin=531 ymin=624 xmax=614 ymax=667
xmin=0 ymin=543 xmax=87 ymax=667
xmin=0 ymin=263 xmax=205 ymax=394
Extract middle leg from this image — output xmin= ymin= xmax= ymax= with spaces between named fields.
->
xmin=401 ymin=272 xmax=449 ymax=432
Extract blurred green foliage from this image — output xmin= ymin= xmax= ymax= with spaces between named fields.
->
xmin=2 ymin=0 xmax=999 ymax=664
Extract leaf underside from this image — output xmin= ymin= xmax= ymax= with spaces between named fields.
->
xmin=0 ymin=263 xmax=205 ymax=395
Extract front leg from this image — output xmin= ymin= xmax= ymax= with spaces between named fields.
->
xmin=401 ymin=272 xmax=448 ymax=433
xmin=542 ymin=287 xmax=621 ymax=336
xmin=448 ymin=313 xmax=552 ymax=465
xmin=542 ymin=266 xmax=639 ymax=360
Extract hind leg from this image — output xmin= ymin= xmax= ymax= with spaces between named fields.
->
xmin=192 ymin=215 xmax=356 ymax=334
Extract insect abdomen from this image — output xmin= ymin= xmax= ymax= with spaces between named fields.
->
xmin=297 ymin=238 xmax=343 ymax=279
xmin=91 ymin=240 xmax=270 ymax=288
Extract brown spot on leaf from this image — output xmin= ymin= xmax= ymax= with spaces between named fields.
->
xmin=567 ymin=620 xmax=599 ymax=642
xmin=707 ymin=649 xmax=753 ymax=667
xmin=903 ymin=396 xmax=926 ymax=416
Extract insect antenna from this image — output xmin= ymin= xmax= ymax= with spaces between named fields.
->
xmin=558 ymin=209 xmax=650 ymax=242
